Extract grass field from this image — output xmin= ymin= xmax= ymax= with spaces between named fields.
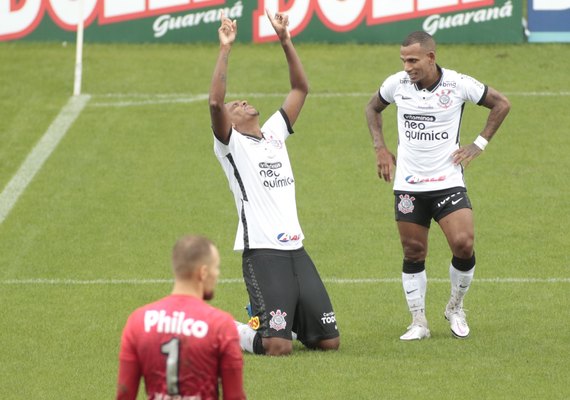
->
xmin=1 ymin=39 xmax=569 ymax=399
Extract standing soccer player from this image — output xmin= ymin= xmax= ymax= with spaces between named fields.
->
xmin=365 ymin=31 xmax=510 ymax=340
xmin=209 ymin=12 xmax=340 ymax=356
xmin=116 ymin=235 xmax=246 ymax=399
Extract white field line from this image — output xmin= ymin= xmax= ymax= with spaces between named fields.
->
xmin=89 ymin=91 xmax=570 ymax=108
xmin=91 ymin=94 xmax=208 ymax=108
xmin=0 ymin=95 xmax=91 ymax=225
xmin=1 ymin=277 xmax=569 ymax=285
xmin=2 ymin=91 xmax=567 ymax=284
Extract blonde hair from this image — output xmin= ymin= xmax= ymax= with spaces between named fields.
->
xmin=171 ymin=235 xmax=215 ymax=279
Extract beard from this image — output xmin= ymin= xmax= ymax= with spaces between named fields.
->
xmin=203 ymin=290 xmax=214 ymax=301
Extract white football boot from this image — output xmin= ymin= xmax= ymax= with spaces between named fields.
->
xmin=400 ymin=314 xmax=431 ymax=341
xmin=444 ymin=301 xmax=470 ymax=339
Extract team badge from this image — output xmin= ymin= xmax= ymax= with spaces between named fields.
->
xmin=247 ymin=316 xmax=260 ymax=330
xmin=267 ymin=137 xmax=283 ymax=150
xmin=262 ymin=134 xmax=283 ymax=159
xmin=436 ymin=89 xmax=453 ymax=109
xmin=398 ymin=194 xmax=415 ymax=214
xmin=269 ymin=309 xmax=287 ymax=331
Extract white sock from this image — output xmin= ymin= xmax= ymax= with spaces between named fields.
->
xmin=234 ymin=321 xmax=257 ymax=354
xmin=402 ymin=270 xmax=427 ymax=319
xmin=449 ymin=264 xmax=475 ymax=306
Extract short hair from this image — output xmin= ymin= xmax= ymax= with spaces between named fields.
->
xmin=402 ymin=31 xmax=436 ymax=52
xmin=171 ymin=235 xmax=215 ymax=279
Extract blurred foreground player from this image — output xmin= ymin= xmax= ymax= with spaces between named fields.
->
xmin=209 ymin=11 xmax=340 ymax=356
xmin=116 ymin=235 xmax=245 ymax=399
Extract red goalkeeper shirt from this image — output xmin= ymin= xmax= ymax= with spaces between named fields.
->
xmin=117 ymin=294 xmax=245 ymax=400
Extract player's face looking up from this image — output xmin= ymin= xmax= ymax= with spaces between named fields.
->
xmin=225 ymin=100 xmax=260 ymax=126
xmin=400 ymin=43 xmax=436 ymax=88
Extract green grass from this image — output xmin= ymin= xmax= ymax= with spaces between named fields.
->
xmin=0 ymin=40 xmax=569 ymax=399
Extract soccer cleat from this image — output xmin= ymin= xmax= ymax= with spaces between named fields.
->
xmin=234 ymin=320 xmax=256 ymax=353
xmin=400 ymin=323 xmax=431 ymax=341
xmin=445 ymin=304 xmax=470 ymax=339
xmin=400 ymin=314 xmax=430 ymax=341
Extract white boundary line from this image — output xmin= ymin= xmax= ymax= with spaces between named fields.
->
xmin=88 ymin=91 xmax=570 ymax=108
xmin=91 ymin=94 xmax=208 ymax=108
xmin=0 ymin=95 xmax=91 ymax=225
xmin=1 ymin=91 xmax=568 ymax=284
xmin=1 ymin=277 xmax=568 ymax=285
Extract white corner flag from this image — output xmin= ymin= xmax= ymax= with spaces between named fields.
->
xmin=73 ymin=0 xmax=85 ymax=96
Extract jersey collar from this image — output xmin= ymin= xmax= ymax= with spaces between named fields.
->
xmin=414 ymin=65 xmax=443 ymax=92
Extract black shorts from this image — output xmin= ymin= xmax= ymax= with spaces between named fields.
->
xmin=242 ymin=247 xmax=339 ymax=346
xmin=394 ymin=187 xmax=472 ymax=228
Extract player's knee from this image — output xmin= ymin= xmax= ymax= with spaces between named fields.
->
xmin=402 ymin=239 xmax=426 ymax=261
xmin=305 ymin=336 xmax=340 ymax=351
xmin=318 ymin=337 xmax=340 ymax=351
xmin=450 ymin=232 xmax=474 ymax=258
xmin=263 ymin=338 xmax=293 ymax=356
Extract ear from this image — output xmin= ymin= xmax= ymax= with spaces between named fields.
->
xmin=198 ymin=264 xmax=208 ymax=281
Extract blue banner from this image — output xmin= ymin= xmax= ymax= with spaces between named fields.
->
xmin=528 ymin=0 xmax=570 ymax=42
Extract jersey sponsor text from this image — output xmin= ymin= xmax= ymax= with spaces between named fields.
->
xmin=277 ymin=233 xmax=302 ymax=243
xmin=406 ymin=175 xmax=447 ymax=184
xmin=259 ymin=162 xmax=294 ymax=189
xmin=404 ymin=120 xmax=449 ymax=142
xmin=144 ymin=310 xmax=209 ymax=338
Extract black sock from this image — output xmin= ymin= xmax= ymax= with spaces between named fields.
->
xmin=253 ymin=332 xmax=265 ymax=355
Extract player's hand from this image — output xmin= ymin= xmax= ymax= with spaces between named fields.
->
xmin=218 ymin=13 xmax=237 ymax=46
xmin=265 ymin=9 xmax=291 ymax=42
xmin=452 ymin=143 xmax=482 ymax=168
xmin=376 ymin=147 xmax=396 ymax=183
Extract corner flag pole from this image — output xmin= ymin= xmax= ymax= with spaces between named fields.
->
xmin=73 ymin=0 xmax=85 ymax=96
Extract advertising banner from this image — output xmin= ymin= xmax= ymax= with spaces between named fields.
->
xmin=527 ymin=0 xmax=570 ymax=42
xmin=1 ymin=0 xmax=523 ymax=44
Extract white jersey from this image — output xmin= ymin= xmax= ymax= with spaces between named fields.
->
xmin=214 ymin=110 xmax=304 ymax=251
xmin=379 ymin=66 xmax=487 ymax=192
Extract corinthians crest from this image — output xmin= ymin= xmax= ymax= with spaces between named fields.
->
xmin=436 ymin=89 xmax=453 ymax=109
xmin=398 ymin=194 xmax=415 ymax=214
xmin=269 ymin=309 xmax=287 ymax=331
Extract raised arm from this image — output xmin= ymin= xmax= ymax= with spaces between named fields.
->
xmin=452 ymin=86 xmax=511 ymax=166
xmin=266 ymin=9 xmax=309 ymax=126
xmin=365 ymin=94 xmax=397 ymax=182
xmin=209 ymin=16 xmax=237 ymax=145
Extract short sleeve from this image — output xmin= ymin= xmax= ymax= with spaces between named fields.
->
xmin=379 ymin=73 xmax=400 ymax=104
xmin=459 ymin=73 xmax=488 ymax=105
xmin=261 ymin=110 xmax=292 ymax=141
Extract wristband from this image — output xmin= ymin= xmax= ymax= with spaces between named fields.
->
xmin=473 ymin=135 xmax=488 ymax=151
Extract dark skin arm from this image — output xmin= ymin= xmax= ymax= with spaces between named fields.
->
xmin=365 ymin=93 xmax=397 ymax=182
xmin=208 ymin=11 xmax=308 ymax=144
xmin=452 ymin=86 xmax=511 ymax=167
xmin=209 ymin=16 xmax=236 ymax=145
xmin=266 ymin=9 xmax=309 ymax=126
